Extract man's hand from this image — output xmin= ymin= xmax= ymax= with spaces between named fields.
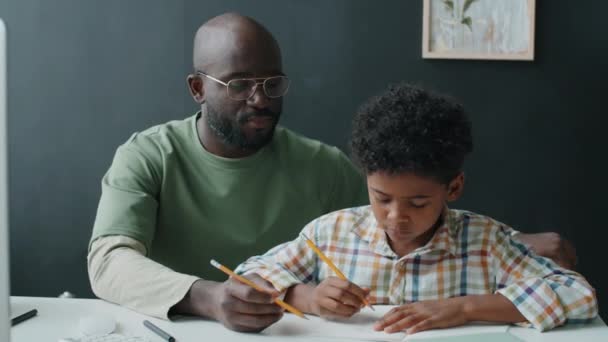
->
xmin=515 ymin=232 xmax=577 ymax=269
xmin=309 ymin=276 xmax=370 ymax=320
xmin=212 ymin=274 xmax=285 ymax=332
xmin=174 ymin=275 xmax=284 ymax=332
xmin=373 ymin=298 xmax=467 ymax=334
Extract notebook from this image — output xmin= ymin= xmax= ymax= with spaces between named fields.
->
xmin=262 ymin=305 xmax=520 ymax=342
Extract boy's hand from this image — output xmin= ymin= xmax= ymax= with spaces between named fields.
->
xmin=374 ymin=297 xmax=467 ymax=334
xmin=310 ymin=276 xmax=370 ymax=320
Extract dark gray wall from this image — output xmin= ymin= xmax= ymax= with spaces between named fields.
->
xmin=1 ymin=0 xmax=606 ymax=318
xmin=0 ymin=0 xmax=190 ymax=297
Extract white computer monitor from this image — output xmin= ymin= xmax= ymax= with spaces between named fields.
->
xmin=0 ymin=17 xmax=10 ymax=341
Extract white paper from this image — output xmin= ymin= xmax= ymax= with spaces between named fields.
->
xmin=262 ymin=305 xmax=511 ymax=342
xmin=405 ymin=323 xmax=509 ymax=340
xmin=262 ymin=305 xmax=404 ymax=341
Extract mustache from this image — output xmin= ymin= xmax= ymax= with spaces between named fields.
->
xmin=238 ymin=111 xmax=279 ymax=123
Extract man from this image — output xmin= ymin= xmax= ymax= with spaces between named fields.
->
xmin=88 ymin=13 xmax=576 ymax=333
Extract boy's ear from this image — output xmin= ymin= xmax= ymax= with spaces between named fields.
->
xmin=446 ymin=172 xmax=465 ymax=202
xmin=187 ymin=74 xmax=205 ymax=104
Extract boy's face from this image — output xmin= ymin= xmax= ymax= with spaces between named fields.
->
xmin=367 ymin=171 xmax=464 ymax=253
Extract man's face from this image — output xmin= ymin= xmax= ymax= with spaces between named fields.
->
xmin=367 ymin=171 xmax=462 ymax=251
xmin=202 ymin=45 xmax=284 ymax=150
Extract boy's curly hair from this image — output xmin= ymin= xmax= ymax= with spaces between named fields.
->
xmin=350 ymin=83 xmax=473 ymax=184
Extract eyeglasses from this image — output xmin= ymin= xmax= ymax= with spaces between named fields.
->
xmin=197 ymin=71 xmax=290 ymax=101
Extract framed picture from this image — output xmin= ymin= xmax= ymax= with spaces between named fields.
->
xmin=422 ymin=0 xmax=535 ymax=60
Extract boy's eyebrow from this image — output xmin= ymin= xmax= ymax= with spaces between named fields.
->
xmin=370 ymin=187 xmax=431 ymax=199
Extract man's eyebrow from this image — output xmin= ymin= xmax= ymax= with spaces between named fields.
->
xmin=222 ymin=71 xmax=285 ymax=80
xmin=222 ymin=72 xmax=252 ymax=79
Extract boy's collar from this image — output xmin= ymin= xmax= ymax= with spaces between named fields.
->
xmin=421 ymin=208 xmax=461 ymax=257
xmin=350 ymin=209 xmax=395 ymax=257
xmin=352 ymin=206 xmax=460 ymax=258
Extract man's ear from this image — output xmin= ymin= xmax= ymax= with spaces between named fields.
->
xmin=446 ymin=172 xmax=465 ymax=202
xmin=187 ymin=74 xmax=205 ymax=103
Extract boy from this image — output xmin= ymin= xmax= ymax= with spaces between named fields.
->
xmin=235 ymin=83 xmax=597 ymax=333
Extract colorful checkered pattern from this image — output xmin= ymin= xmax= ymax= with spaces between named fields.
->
xmin=235 ymin=206 xmax=597 ymax=331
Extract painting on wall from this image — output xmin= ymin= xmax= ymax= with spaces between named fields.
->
xmin=422 ymin=0 xmax=535 ymax=60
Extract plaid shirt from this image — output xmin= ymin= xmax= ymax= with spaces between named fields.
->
xmin=235 ymin=206 xmax=598 ymax=331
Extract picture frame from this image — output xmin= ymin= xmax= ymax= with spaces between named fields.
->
xmin=422 ymin=0 xmax=536 ymax=60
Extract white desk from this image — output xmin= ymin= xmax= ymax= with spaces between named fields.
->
xmin=9 ymin=296 xmax=608 ymax=342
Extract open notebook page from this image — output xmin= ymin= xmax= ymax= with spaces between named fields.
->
xmin=262 ymin=305 xmax=511 ymax=342
xmin=262 ymin=305 xmax=404 ymax=341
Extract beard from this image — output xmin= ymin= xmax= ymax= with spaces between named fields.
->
xmin=205 ymin=104 xmax=280 ymax=151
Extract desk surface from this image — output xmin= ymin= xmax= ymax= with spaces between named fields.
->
xmin=9 ymin=296 xmax=608 ymax=342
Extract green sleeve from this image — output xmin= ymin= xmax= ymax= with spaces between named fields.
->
xmin=90 ymin=140 xmax=161 ymax=253
xmin=323 ymin=148 xmax=369 ymax=212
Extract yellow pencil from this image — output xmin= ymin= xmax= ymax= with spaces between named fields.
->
xmin=300 ymin=233 xmax=375 ymax=311
xmin=209 ymin=259 xmax=308 ymax=320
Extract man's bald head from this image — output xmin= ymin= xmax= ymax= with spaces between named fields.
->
xmin=187 ymin=13 xmax=285 ymax=157
xmin=193 ymin=13 xmax=282 ymax=73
